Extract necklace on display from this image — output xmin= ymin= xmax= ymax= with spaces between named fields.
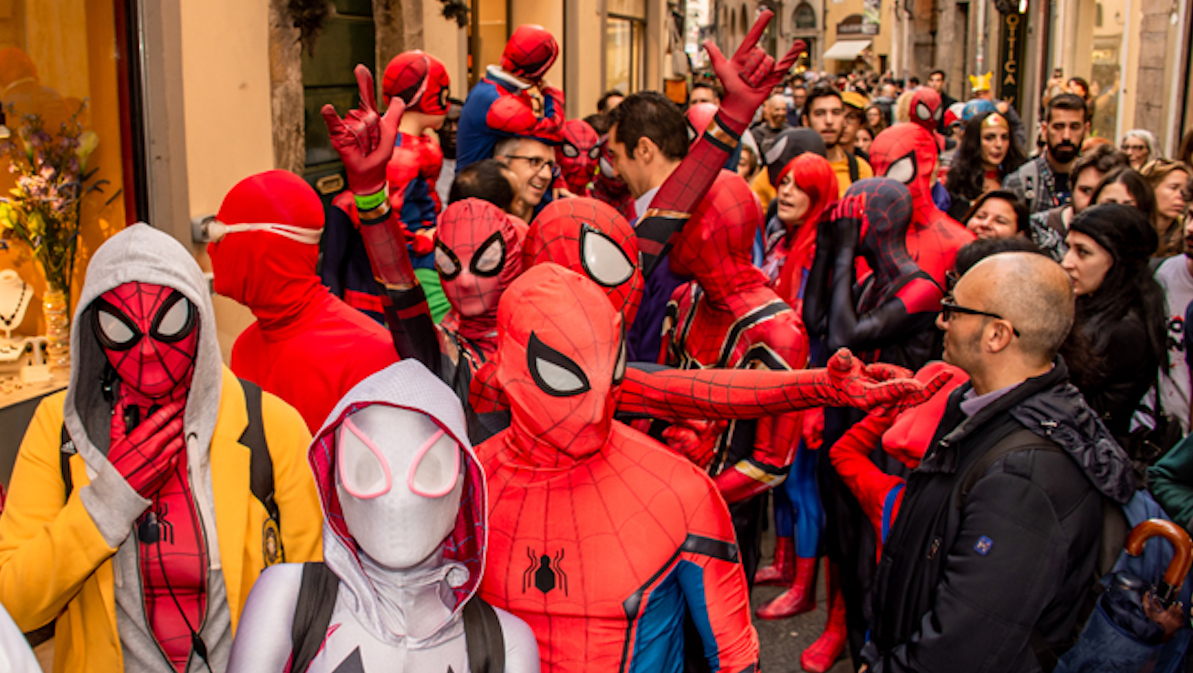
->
xmin=0 ymin=270 xmax=31 ymax=333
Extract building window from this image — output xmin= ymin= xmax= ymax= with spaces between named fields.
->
xmin=606 ymin=0 xmax=645 ymax=94
xmin=795 ymin=2 xmax=817 ymax=29
xmin=471 ymin=0 xmax=508 ymax=87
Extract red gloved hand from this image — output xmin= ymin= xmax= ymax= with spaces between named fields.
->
xmin=705 ymin=11 xmax=806 ymax=130
xmin=816 ymin=348 xmax=952 ymax=416
xmin=801 ymin=408 xmax=824 ymax=450
xmin=321 ymin=64 xmax=410 ymax=197
xmin=662 ymin=418 xmax=728 ymax=470
xmin=108 ymin=400 xmax=186 ymax=498
xmin=830 ymin=192 xmax=866 ymax=251
xmin=408 ymin=226 xmax=436 ymax=256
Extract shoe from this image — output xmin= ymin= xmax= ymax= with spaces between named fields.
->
xmin=800 ymin=562 xmax=846 ymax=673
xmin=754 ymin=536 xmax=795 ymax=586
xmin=755 ymin=556 xmax=819 ymax=619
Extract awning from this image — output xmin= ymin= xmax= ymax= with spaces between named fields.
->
xmin=823 ymin=40 xmax=871 ymax=61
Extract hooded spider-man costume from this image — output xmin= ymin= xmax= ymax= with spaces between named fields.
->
xmin=475 ymin=262 xmax=760 ymax=673
xmin=96 ymin=281 xmax=205 ymax=672
xmin=556 ymin=119 xmax=600 ymax=196
xmin=210 ymin=171 xmax=398 ymax=432
xmin=456 ymin=25 xmax=564 ymax=170
xmin=658 ymin=168 xmax=810 ymax=584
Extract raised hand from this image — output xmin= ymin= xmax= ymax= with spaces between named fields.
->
xmin=820 ymin=348 xmax=953 ymax=416
xmin=108 ymin=400 xmax=186 ymax=497
xmin=321 ymin=64 xmax=408 ymax=197
xmin=705 ymin=11 xmax=806 ymax=128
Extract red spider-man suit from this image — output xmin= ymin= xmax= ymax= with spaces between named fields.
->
xmin=907 ymin=88 xmax=942 ymax=140
xmin=556 ymin=119 xmax=599 ymax=196
xmin=867 ymin=122 xmax=972 ymax=291
xmin=485 ymin=24 xmax=565 ymax=140
xmin=94 ymin=281 xmax=204 ymax=672
xmin=476 ymin=262 xmax=759 ymax=673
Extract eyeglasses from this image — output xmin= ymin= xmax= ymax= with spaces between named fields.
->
xmin=1121 ymin=143 xmax=1148 ymax=152
xmin=940 ymin=298 xmax=1020 ymax=337
xmin=503 ymin=154 xmax=558 ymax=175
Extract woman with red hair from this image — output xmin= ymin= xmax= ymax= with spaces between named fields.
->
xmin=754 ymin=151 xmax=839 ymax=623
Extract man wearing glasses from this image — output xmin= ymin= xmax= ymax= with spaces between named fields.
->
xmin=495 ymin=136 xmax=558 ymax=221
xmin=860 ymin=251 xmax=1135 ymax=672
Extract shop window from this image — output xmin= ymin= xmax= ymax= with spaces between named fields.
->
xmin=795 ymin=2 xmax=817 ymax=29
xmin=606 ymin=15 xmax=645 ymax=94
xmin=470 ymin=0 xmax=509 ymax=87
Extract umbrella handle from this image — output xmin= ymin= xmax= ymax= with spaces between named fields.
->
xmin=1126 ymin=519 xmax=1193 ymax=607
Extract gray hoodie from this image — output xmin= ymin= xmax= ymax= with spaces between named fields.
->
xmin=66 ymin=223 xmax=231 ymax=673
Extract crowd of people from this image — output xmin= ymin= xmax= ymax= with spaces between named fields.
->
xmin=1 ymin=11 xmax=1193 ymax=673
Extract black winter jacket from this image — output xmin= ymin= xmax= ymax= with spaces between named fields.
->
xmin=861 ymin=358 xmax=1135 ymax=673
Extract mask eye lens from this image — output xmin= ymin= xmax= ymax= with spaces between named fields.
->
xmin=435 ymin=241 xmax=461 ymax=279
xmin=470 ymin=232 xmax=506 ymax=277
xmin=580 ymin=224 xmax=634 ymax=288
xmin=527 ymin=332 xmax=592 ymax=397
xmin=338 ymin=417 xmax=393 ymax=500
xmin=562 ymin=144 xmax=579 ymax=159
xmin=152 ymin=294 xmax=196 ymax=341
xmin=408 ymin=429 xmax=461 ymax=498
xmin=885 ymin=155 xmax=917 ymax=185
xmin=96 ymin=308 xmax=138 ymax=349
xmin=589 ymin=146 xmax=600 ymax=160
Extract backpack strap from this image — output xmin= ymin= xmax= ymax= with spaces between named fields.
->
xmin=956 ymin=427 xmax=1063 ymax=507
xmin=239 ymin=379 xmax=280 ymax=524
xmin=462 ymin=597 xmax=506 ymax=673
xmin=847 ymin=152 xmax=860 ymax=183
xmin=60 ymin=425 xmax=75 ymax=502
xmin=289 ymin=562 xmax=340 ymax=673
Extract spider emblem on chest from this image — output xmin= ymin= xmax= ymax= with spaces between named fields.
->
xmin=523 ymin=547 xmax=568 ymax=595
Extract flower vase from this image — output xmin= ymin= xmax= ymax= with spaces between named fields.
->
xmin=43 ymin=286 xmax=70 ymax=372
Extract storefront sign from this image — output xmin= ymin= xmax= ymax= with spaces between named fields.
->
xmin=837 ymin=14 xmax=878 ymax=36
xmin=996 ymin=8 xmax=1026 ymax=112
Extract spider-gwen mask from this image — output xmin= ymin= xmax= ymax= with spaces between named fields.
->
xmin=382 ymin=50 xmax=451 ymax=117
xmin=501 ymin=25 xmax=559 ymax=83
xmin=495 ymin=263 xmax=626 ymax=463
xmin=523 ymin=197 xmax=644 ymax=324
xmin=869 ymin=123 xmax=939 ymax=203
xmin=556 ymin=119 xmax=600 ymax=194
xmin=93 ymin=282 xmax=199 ymax=400
xmin=435 ymin=198 xmax=528 ymax=318
xmin=336 ymin=404 xmax=465 ymax=569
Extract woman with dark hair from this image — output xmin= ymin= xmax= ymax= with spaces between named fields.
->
xmin=864 ymin=104 xmax=887 ymax=134
xmin=1091 ymin=166 xmax=1162 ymax=252
xmin=1060 ymin=203 xmax=1168 ymax=439
xmin=945 ymin=111 xmax=1027 ymax=220
xmin=961 ymin=189 xmax=1029 ymax=240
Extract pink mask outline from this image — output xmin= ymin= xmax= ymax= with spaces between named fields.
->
xmin=408 ymin=428 xmax=461 ymax=498
xmin=339 ymin=417 xmax=394 ymax=500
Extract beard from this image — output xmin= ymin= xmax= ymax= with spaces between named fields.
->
xmin=1049 ymin=141 xmax=1079 ymax=164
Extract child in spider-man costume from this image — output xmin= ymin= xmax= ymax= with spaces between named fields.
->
xmin=659 ymin=168 xmax=810 ymax=584
xmin=209 ymin=170 xmax=399 ymax=432
xmin=556 ymin=119 xmax=599 ymax=196
xmin=456 ymin=24 xmax=564 ymax=170
xmin=0 ymin=224 xmax=322 ymax=672
xmin=866 ymin=123 xmax=973 ymax=293
xmin=324 ymin=50 xmax=453 ymax=323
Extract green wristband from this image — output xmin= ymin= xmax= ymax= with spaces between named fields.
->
xmin=354 ymin=188 xmax=388 ymax=211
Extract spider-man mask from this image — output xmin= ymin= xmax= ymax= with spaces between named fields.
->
xmin=495 ymin=263 xmax=626 ymax=462
xmin=869 ymin=123 xmax=938 ymax=202
xmin=93 ymin=282 xmax=199 ymax=400
xmin=501 ymin=25 xmax=559 ymax=83
xmin=524 ymin=197 xmax=644 ymax=323
xmin=435 ymin=198 xmax=528 ymax=318
xmin=556 ymin=119 xmax=600 ymax=194
xmin=382 ymin=50 xmax=451 ymax=117
xmin=908 ymin=88 xmax=942 ymax=136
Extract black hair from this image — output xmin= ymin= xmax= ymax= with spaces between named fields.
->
xmin=1070 ymin=143 xmax=1128 ymax=183
xmin=597 ymin=89 xmax=626 ymax=113
xmin=961 ymin=190 xmax=1030 ymax=234
xmin=606 ymin=91 xmax=689 ymax=161
xmin=1066 ymin=77 xmax=1091 ymax=100
xmin=584 ymin=113 xmax=611 ymax=136
xmin=690 ymin=81 xmax=721 ymax=100
xmin=930 ymin=69 xmax=946 ymax=79
xmin=1045 ymin=92 xmax=1090 ymax=122
xmin=449 ymin=159 xmax=515 ymax=211
xmin=1091 ymin=167 xmax=1157 ymax=225
xmin=946 ymin=111 xmax=1027 ymax=203
xmin=804 ymin=82 xmax=843 ymax=116
xmin=953 ymin=236 xmax=1042 ymax=276
xmin=1068 ymin=204 xmax=1168 ymax=384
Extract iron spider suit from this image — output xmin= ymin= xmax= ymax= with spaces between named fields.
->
xmin=556 ymin=119 xmax=599 ymax=196
xmin=456 ymin=24 xmax=565 ymax=170
xmin=323 ymin=50 xmax=452 ymax=322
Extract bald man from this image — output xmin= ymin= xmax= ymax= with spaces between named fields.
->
xmin=750 ymin=93 xmax=790 ymax=157
xmin=860 ymin=252 xmax=1135 ymax=673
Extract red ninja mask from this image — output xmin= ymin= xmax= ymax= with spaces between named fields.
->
xmin=669 ymin=173 xmax=766 ymax=295
xmin=93 ymin=282 xmax=199 ymax=400
xmin=556 ymin=119 xmax=600 ymax=194
xmin=435 ymin=198 xmax=528 ymax=319
xmin=501 ymin=25 xmax=559 ymax=83
xmin=523 ymin=197 xmax=644 ymax=324
xmin=868 ymin=123 xmax=938 ymax=205
xmin=495 ymin=263 xmax=626 ymax=464
xmin=382 ymin=50 xmax=451 ymax=116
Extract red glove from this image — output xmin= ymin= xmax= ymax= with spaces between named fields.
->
xmin=801 ymin=408 xmax=824 ymax=450
xmin=108 ymin=400 xmax=186 ymax=498
xmin=321 ymin=64 xmax=409 ymax=198
xmin=407 ymin=226 xmax=436 ymax=256
xmin=814 ymin=348 xmax=954 ymax=416
xmin=705 ymin=11 xmax=806 ymax=131
xmin=662 ymin=418 xmax=728 ymax=470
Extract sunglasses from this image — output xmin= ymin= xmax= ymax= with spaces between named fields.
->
xmin=940 ymin=298 xmax=1020 ymax=337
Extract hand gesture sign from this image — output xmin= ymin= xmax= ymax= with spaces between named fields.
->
xmin=705 ymin=10 xmax=806 ymax=127
xmin=321 ymin=64 xmax=411 ymax=197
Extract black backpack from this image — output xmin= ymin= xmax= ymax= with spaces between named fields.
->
xmin=288 ymin=562 xmax=506 ymax=673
